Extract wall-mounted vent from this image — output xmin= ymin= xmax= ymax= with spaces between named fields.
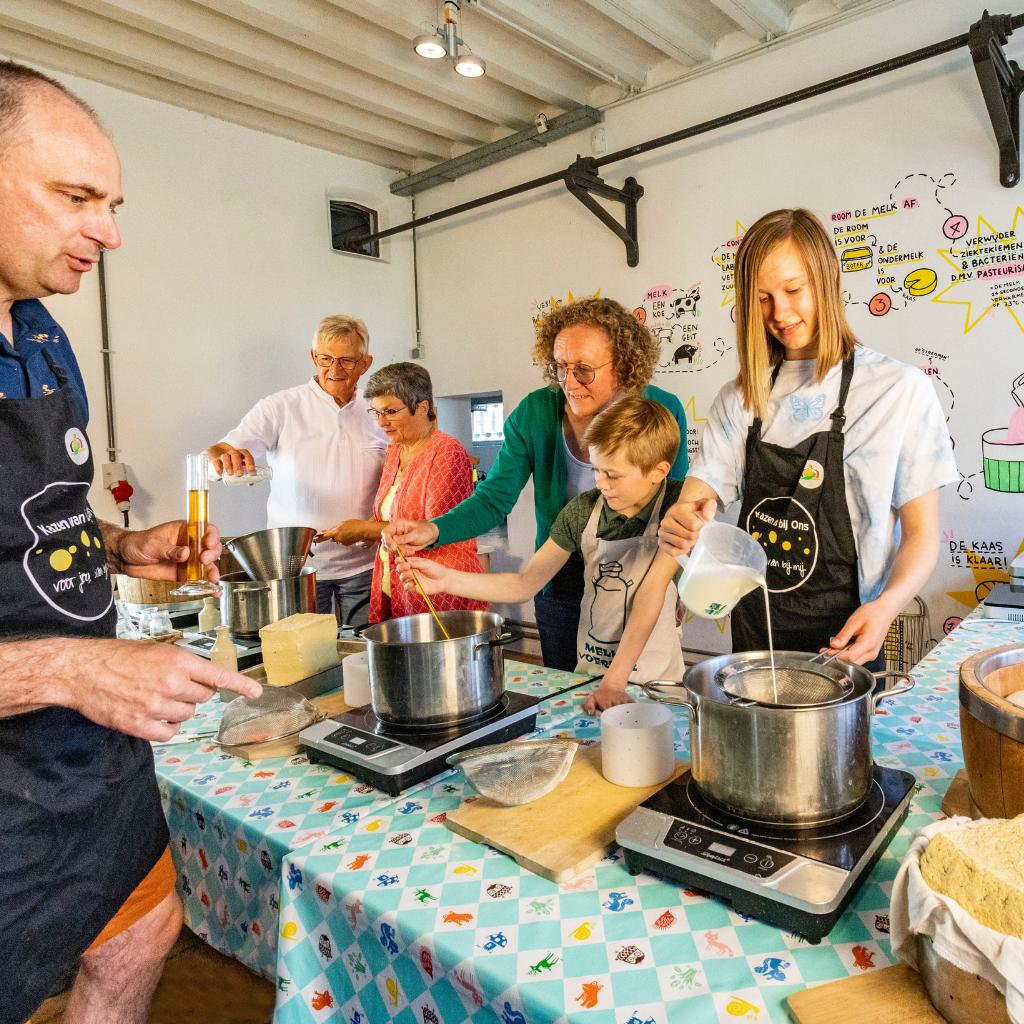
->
xmin=330 ymin=200 xmax=379 ymax=258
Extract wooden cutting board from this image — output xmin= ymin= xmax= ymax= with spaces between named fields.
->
xmin=788 ymin=965 xmax=944 ymax=1024
xmin=444 ymin=742 xmax=688 ymax=882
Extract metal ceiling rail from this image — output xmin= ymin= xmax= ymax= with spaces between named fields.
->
xmin=349 ymin=10 xmax=1024 ymax=265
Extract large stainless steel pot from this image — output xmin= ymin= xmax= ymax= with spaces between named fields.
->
xmin=361 ymin=610 xmax=523 ymax=729
xmin=644 ymin=650 xmax=914 ymax=827
xmin=218 ymin=567 xmax=317 ymax=638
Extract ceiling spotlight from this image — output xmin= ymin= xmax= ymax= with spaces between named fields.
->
xmin=413 ymin=31 xmax=446 ymax=58
xmin=454 ymin=50 xmax=486 ymax=77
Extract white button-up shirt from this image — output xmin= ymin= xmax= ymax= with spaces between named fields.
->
xmin=222 ymin=378 xmax=387 ymax=580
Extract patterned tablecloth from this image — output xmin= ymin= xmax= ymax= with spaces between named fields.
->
xmin=155 ymin=614 xmax=1024 ymax=1024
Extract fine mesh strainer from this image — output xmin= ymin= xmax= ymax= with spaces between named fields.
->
xmin=217 ymin=687 xmax=322 ymax=746
xmin=715 ymin=656 xmax=853 ymax=708
xmin=447 ymin=738 xmax=580 ymax=806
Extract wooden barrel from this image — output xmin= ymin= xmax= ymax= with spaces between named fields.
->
xmin=959 ymin=644 xmax=1024 ymax=818
xmin=114 ymin=575 xmax=195 ymax=605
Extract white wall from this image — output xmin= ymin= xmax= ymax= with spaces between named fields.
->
xmin=412 ymin=0 xmax=1024 ymax=650
xmin=12 ymin=64 xmax=416 ymax=537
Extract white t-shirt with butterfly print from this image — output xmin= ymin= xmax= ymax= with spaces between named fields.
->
xmin=688 ymin=345 xmax=958 ymax=604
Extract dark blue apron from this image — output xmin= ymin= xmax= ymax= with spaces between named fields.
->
xmin=0 ymin=349 xmax=168 ymax=1024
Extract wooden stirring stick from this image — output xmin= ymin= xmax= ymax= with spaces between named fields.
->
xmin=394 ymin=545 xmax=451 ymax=640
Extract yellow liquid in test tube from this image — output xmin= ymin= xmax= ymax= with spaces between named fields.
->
xmin=186 ymin=487 xmax=209 ymax=583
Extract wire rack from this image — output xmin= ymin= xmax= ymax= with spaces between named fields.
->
xmin=884 ymin=595 xmax=934 ymax=673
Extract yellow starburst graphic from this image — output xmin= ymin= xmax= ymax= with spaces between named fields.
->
xmin=714 ymin=221 xmax=746 ymax=307
xmin=946 ymin=538 xmax=1024 ymax=610
xmin=933 ymin=211 xmax=1024 ymax=334
xmin=682 ymin=395 xmax=707 ymax=426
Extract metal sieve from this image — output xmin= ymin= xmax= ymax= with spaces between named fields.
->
xmin=447 ymin=738 xmax=580 ymax=806
xmin=716 ymin=657 xmax=853 ymax=708
xmin=217 ymin=686 xmax=322 ymax=746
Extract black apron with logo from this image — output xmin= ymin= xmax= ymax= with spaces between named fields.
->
xmin=0 ymin=350 xmax=168 ymax=1024
xmin=731 ymin=356 xmax=867 ymax=656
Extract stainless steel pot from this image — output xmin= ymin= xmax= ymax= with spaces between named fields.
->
xmin=360 ymin=610 xmax=523 ymax=729
xmin=218 ymin=567 xmax=317 ymax=638
xmin=644 ymin=650 xmax=914 ymax=827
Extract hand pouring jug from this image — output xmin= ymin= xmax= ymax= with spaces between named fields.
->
xmin=676 ymin=522 xmax=768 ymax=619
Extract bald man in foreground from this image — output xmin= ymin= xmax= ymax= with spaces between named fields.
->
xmin=0 ymin=62 xmax=261 ymax=1024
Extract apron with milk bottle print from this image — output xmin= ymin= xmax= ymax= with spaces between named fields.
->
xmin=575 ymin=481 xmax=685 ymax=682
xmin=731 ymin=355 xmax=863 ymax=655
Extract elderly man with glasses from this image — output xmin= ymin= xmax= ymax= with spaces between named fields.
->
xmin=205 ymin=314 xmax=386 ymax=627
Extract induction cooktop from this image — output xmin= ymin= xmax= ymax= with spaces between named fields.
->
xmin=616 ymin=765 xmax=915 ymax=942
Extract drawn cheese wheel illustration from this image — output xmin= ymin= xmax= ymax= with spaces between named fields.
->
xmin=841 ymin=246 xmax=872 ymax=273
xmin=904 ymin=267 xmax=938 ymax=296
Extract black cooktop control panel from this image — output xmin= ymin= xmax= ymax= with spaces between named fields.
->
xmin=662 ymin=820 xmax=797 ymax=878
xmin=322 ymin=724 xmax=402 ymax=757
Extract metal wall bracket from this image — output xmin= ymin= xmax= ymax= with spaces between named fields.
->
xmin=563 ymin=156 xmax=644 ymax=267
xmin=970 ymin=10 xmax=1024 ymax=187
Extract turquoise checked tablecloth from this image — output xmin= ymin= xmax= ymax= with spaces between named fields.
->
xmin=154 ymin=614 xmax=1024 ymax=1024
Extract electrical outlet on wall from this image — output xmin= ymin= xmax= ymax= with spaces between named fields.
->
xmin=591 ymin=128 xmax=607 ymax=154
xmin=101 ymin=462 xmax=128 ymax=489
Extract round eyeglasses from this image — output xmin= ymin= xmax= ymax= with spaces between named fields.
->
xmin=548 ymin=360 xmax=612 ymax=386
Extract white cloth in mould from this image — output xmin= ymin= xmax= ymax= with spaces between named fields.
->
xmin=222 ymin=378 xmax=387 ymax=581
xmin=687 ymin=345 xmax=958 ymax=604
xmin=890 ymin=816 xmax=1024 ymax=1024
xmin=563 ymin=434 xmax=596 ymax=501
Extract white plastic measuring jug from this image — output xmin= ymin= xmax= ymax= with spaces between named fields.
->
xmin=676 ymin=522 xmax=768 ymax=619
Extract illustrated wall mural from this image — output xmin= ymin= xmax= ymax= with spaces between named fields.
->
xmin=527 ymin=168 xmax=1024 ymax=652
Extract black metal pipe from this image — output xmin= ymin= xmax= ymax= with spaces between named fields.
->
xmin=349 ymin=15 xmax=1024 ymax=249
xmin=97 ymin=251 xmax=116 ymax=464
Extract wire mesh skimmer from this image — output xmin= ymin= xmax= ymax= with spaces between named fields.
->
xmin=447 ymin=738 xmax=580 ymax=806
xmin=715 ymin=653 xmax=854 ymax=708
xmin=216 ymin=686 xmax=322 ymax=746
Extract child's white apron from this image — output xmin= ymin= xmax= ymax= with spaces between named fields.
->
xmin=574 ymin=482 xmax=684 ymax=683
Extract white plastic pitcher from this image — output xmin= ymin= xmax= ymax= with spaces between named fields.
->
xmin=676 ymin=522 xmax=768 ymax=619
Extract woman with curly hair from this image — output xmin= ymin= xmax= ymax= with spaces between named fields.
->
xmin=385 ymin=296 xmax=688 ymax=672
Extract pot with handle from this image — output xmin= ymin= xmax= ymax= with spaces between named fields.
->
xmin=644 ymin=650 xmax=915 ymax=827
xmin=361 ymin=610 xmax=523 ymax=729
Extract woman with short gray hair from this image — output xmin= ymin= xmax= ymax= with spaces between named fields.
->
xmin=319 ymin=362 xmax=488 ymax=622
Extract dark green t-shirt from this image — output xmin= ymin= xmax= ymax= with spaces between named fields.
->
xmin=548 ymin=479 xmax=684 ymax=583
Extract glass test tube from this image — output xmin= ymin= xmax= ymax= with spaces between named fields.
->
xmin=172 ymin=454 xmax=220 ymax=597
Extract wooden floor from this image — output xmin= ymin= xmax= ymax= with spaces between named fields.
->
xmin=30 ymin=926 xmax=275 ymax=1024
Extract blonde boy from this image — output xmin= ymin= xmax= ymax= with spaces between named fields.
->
xmin=398 ymin=397 xmax=686 ymax=713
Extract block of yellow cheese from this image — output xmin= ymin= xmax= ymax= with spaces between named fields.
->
xmin=920 ymin=814 xmax=1024 ymax=938
xmin=259 ymin=613 xmax=339 ymax=686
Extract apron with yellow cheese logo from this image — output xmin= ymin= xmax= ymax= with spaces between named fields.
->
xmin=0 ymin=348 xmax=168 ymax=1024
xmin=731 ymin=355 xmax=862 ymax=656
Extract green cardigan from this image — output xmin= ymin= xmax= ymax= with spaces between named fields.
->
xmin=432 ymin=385 xmax=689 ymax=552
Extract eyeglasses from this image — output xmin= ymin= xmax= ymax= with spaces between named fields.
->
xmin=368 ymin=405 xmax=408 ymax=421
xmin=548 ymin=360 xmax=612 ymax=385
xmin=315 ymin=354 xmax=363 ymax=370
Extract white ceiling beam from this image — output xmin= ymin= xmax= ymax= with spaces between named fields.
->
xmin=0 ymin=26 xmax=415 ymax=170
xmin=461 ymin=0 xmax=653 ymax=87
xmin=198 ymin=0 xmax=552 ymax=128
xmin=830 ymin=0 xmax=866 ymax=9
xmin=0 ymin=0 xmax=454 ymax=159
xmin=575 ymin=0 xmax=714 ymax=65
xmin=325 ymin=0 xmax=597 ymax=110
xmin=708 ymin=0 xmax=791 ymax=38
xmin=61 ymin=0 xmax=495 ymax=145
